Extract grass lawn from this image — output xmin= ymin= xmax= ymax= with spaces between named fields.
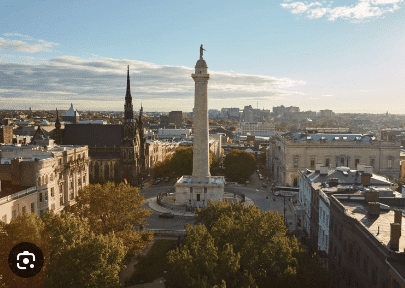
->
xmin=126 ymin=239 xmax=177 ymax=286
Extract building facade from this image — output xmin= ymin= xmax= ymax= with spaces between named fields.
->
xmin=0 ymin=140 xmax=90 ymax=221
xmin=0 ymin=126 xmax=13 ymax=144
xmin=269 ymin=132 xmax=400 ymax=187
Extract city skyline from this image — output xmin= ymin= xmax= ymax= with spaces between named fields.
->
xmin=1 ymin=0 xmax=405 ymax=113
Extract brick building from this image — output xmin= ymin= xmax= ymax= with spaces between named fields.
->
xmin=0 ymin=126 xmax=13 ymax=144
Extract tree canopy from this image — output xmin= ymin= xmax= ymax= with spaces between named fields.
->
xmin=223 ymin=149 xmax=256 ymax=183
xmin=153 ymin=147 xmax=220 ymax=178
xmin=166 ymin=201 xmax=329 ymax=288
xmin=42 ymin=211 xmax=127 ymax=288
xmin=66 ymin=182 xmax=153 ymax=254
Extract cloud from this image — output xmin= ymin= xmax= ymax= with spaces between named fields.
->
xmin=281 ymin=0 xmax=404 ymax=21
xmin=0 ymin=33 xmax=59 ymax=54
xmin=0 ymin=56 xmax=306 ymax=111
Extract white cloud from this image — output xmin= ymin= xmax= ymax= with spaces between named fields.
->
xmin=0 ymin=56 xmax=306 ymax=111
xmin=281 ymin=0 xmax=404 ymax=21
xmin=0 ymin=33 xmax=59 ymax=53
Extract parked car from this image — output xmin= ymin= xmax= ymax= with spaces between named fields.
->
xmin=262 ymin=183 xmax=268 ymax=187
xmin=245 ymin=181 xmax=249 ymax=184
xmin=159 ymin=212 xmax=174 ymax=219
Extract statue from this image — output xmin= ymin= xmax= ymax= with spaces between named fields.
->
xmin=200 ymin=44 xmax=206 ymax=59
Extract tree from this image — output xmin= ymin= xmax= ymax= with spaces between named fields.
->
xmin=0 ymin=213 xmax=50 ymax=288
xmin=166 ymin=201 xmax=329 ymax=288
xmin=223 ymin=149 xmax=256 ymax=183
xmin=165 ymin=147 xmax=219 ymax=177
xmin=67 ymin=182 xmax=153 ymax=254
xmin=42 ymin=211 xmax=127 ymax=288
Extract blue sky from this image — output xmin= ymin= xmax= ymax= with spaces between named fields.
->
xmin=1 ymin=0 xmax=405 ymax=113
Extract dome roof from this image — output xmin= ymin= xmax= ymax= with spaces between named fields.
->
xmin=195 ymin=59 xmax=208 ymax=69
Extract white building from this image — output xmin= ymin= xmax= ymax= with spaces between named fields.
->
xmin=157 ymin=128 xmax=192 ymax=139
xmin=241 ymin=122 xmax=275 ymax=136
xmin=0 ymin=140 xmax=90 ymax=221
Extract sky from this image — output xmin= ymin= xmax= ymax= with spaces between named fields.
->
xmin=1 ymin=0 xmax=405 ymax=113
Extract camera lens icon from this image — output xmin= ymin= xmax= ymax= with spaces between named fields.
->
xmin=17 ymin=251 xmax=36 ymax=269
xmin=8 ymin=242 xmax=44 ymax=278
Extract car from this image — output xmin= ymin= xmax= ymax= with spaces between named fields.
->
xmin=164 ymin=177 xmax=169 ymax=182
xmin=245 ymin=181 xmax=249 ymax=184
xmin=262 ymin=183 xmax=268 ymax=187
xmin=259 ymin=175 xmax=263 ymax=180
xmin=159 ymin=212 xmax=174 ymax=219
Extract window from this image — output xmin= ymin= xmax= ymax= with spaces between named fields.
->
xmin=39 ymin=193 xmax=43 ymax=202
xmin=310 ymin=158 xmax=315 ymax=169
xmin=204 ymin=187 xmax=207 ymax=193
xmin=59 ymin=159 xmax=62 ymax=165
xmin=69 ymin=156 xmax=73 ymax=162
xmin=370 ymin=159 xmax=375 ymax=167
xmin=51 ymin=204 xmax=55 ymax=211
xmin=45 ymin=193 xmax=48 ymax=201
xmin=388 ymin=159 xmax=392 ymax=169
xmin=197 ymin=194 xmax=201 ymax=201
xmin=83 ymin=176 xmax=86 ymax=183
xmin=12 ymin=210 xmax=16 ymax=219
xmin=51 ymin=187 xmax=54 ymax=197
xmin=59 ymin=173 xmax=63 ymax=180
xmin=190 ymin=187 xmax=193 ymax=193
xmin=340 ymin=158 xmax=345 ymax=166
xmin=69 ymin=181 xmax=73 ymax=189
xmin=355 ymin=159 xmax=360 ymax=168
xmin=45 ymin=175 xmax=48 ymax=184
xmin=70 ymin=192 xmax=74 ymax=200
xmin=31 ymin=202 xmax=35 ymax=213
xmin=294 ymin=156 xmax=299 ymax=168
xmin=60 ymin=195 xmax=64 ymax=206
xmin=50 ymin=173 xmax=53 ymax=181
xmin=22 ymin=206 xmax=26 ymax=213
xmin=325 ymin=158 xmax=330 ymax=167
xmin=60 ymin=185 xmax=63 ymax=193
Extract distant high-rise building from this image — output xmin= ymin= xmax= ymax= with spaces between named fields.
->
xmin=0 ymin=126 xmax=13 ymax=144
xmin=169 ymin=111 xmax=183 ymax=128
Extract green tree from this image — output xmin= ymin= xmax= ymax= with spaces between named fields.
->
xmin=166 ymin=201 xmax=329 ymax=288
xmin=165 ymin=147 xmax=219 ymax=177
xmin=0 ymin=213 xmax=50 ymax=288
xmin=223 ymin=149 xmax=256 ymax=183
xmin=42 ymin=211 xmax=127 ymax=288
xmin=67 ymin=182 xmax=153 ymax=254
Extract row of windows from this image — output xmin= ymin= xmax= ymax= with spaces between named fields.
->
xmin=58 ymin=152 xmax=87 ymax=165
xmin=299 ymin=157 xmax=395 ymax=169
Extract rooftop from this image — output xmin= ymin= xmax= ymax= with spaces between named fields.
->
xmin=341 ymin=200 xmax=405 ymax=252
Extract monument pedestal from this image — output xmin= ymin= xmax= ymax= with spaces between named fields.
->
xmin=175 ymin=176 xmax=225 ymax=208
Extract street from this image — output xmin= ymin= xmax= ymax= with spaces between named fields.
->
xmin=139 ymin=171 xmax=297 ymax=231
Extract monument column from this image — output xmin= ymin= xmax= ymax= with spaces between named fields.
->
xmin=192 ymin=45 xmax=210 ymax=181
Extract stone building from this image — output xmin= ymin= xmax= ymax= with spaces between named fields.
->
xmin=268 ymin=132 xmax=400 ymax=187
xmin=0 ymin=141 xmax=90 ymax=221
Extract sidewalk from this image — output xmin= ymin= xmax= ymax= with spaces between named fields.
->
xmin=147 ymin=195 xmax=254 ymax=215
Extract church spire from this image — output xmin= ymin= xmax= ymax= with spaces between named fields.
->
xmin=55 ymin=108 xmax=61 ymax=129
xmin=126 ymin=65 xmax=131 ymax=99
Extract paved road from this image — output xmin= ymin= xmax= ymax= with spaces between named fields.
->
xmin=140 ymin=174 xmax=297 ymax=231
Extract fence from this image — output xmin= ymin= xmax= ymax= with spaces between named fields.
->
xmin=0 ymin=186 xmax=37 ymax=205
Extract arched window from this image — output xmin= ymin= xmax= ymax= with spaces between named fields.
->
xmin=94 ymin=162 xmax=100 ymax=180
xmin=50 ymin=173 xmax=53 ymax=181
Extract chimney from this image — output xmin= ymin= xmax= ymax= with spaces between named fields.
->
xmin=368 ymin=202 xmax=380 ymax=216
xmin=365 ymin=190 xmax=379 ymax=203
xmin=315 ymin=163 xmax=322 ymax=172
xmin=319 ymin=165 xmax=328 ymax=176
xmin=394 ymin=210 xmax=402 ymax=227
xmin=357 ymin=164 xmax=365 ymax=172
xmin=328 ymin=178 xmax=339 ymax=187
xmin=364 ymin=166 xmax=373 ymax=174
xmin=361 ymin=173 xmax=372 ymax=186
xmin=390 ymin=223 xmax=401 ymax=251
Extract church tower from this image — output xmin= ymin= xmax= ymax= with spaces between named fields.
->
xmin=54 ymin=108 xmax=63 ymax=145
xmin=120 ymin=66 xmax=139 ymax=185
xmin=122 ymin=65 xmax=136 ymax=146
xmin=137 ymin=104 xmax=146 ymax=172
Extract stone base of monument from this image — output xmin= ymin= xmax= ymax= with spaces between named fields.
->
xmin=174 ymin=175 xmax=226 ymax=208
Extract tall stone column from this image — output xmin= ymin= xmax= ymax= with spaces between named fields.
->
xmin=192 ymin=53 xmax=211 ymax=181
